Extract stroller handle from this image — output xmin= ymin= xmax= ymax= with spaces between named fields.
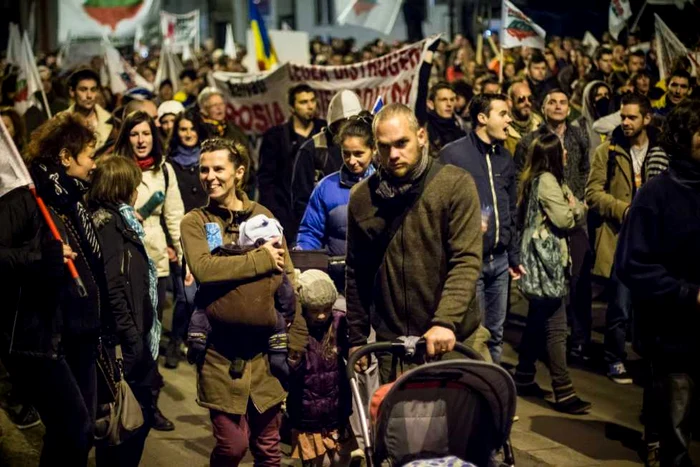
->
xmin=346 ymin=338 xmax=483 ymax=381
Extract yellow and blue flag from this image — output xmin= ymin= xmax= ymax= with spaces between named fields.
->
xmin=249 ymin=0 xmax=278 ymax=70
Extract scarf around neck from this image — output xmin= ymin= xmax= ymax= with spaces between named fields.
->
xmin=510 ymin=113 xmax=534 ymax=135
xmin=136 ymin=156 xmax=156 ymax=171
xmin=375 ymin=150 xmax=430 ymax=199
xmin=118 ymin=203 xmax=161 ymax=359
xmin=202 ymin=116 xmax=226 ymax=137
xmin=171 ymin=144 xmax=201 ymax=168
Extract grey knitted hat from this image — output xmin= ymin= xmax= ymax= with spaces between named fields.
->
xmin=298 ymin=269 xmax=338 ymax=308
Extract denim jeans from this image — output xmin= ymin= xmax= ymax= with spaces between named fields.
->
xmin=476 ymin=252 xmax=510 ymax=363
xmin=515 ymin=297 xmax=572 ymax=388
xmin=604 ymin=266 xmax=633 ymax=365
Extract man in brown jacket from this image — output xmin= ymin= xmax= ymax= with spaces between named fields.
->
xmin=346 ymin=104 xmax=483 ymax=383
xmin=585 ymin=92 xmax=656 ymax=384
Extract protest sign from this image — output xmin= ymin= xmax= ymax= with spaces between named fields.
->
xmin=212 ymin=38 xmax=435 ymax=137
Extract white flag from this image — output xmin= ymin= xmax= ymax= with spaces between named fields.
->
xmin=6 ymin=23 xmax=22 ymax=66
xmin=582 ymin=31 xmax=600 ymax=57
xmin=654 ymin=14 xmax=694 ymax=79
xmin=0 ymin=112 xmax=33 ymax=198
xmin=224 ymin=23 xmax=236 ymax=58
xmin=15 ymin=32 xmax=44 ymax=116
xmin=155 ymin=45 xmax=184 ymax=93
xmin=103 ymin=39 xmax=153 ymax=95
xmin=160 ymin=10 xmax=199 ymax=52
xmin=609 ymin=0 xmax=632 ymax=40
xmin=500 ymin=0 xmax=546 ymax=50
xmin=335 ymin=0 xmax=402 ymax=35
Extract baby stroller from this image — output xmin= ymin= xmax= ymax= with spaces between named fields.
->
xmin=348 ymin=338 xmax=517 ymax=467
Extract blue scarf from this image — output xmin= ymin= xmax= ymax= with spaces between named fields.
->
xmin=119 ymin=203 xmax=161 ymax=360
xmin=170 ymin=144 xmax=201 ymax=168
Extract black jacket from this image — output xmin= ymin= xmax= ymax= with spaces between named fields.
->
xmin=440 ymin=132 xmax=520 ymax=266
xmin=415 ymin=61 xmax=466 ymax=156
xmin=92 ymin=204 xmax=157 ymax=381
xmin=516 ymin=123 xmax=590 ymax=200
xmin=527 ymin=76 xmax=559 ymax=110
xmin=290 ymin=128 xmax=344 ymax=241
xmin=258 ymin=118 xmax=326 ymax=242
xmin=615 ymin=160 xmax=700 ymax=359
xmin=170 ymin=159 xmax=208 ymax=213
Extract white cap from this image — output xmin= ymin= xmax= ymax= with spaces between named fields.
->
xmin=157 ymin=100 xmax=185 ymax=121
xmin=327 ymin=90 xmax=363 ymax=126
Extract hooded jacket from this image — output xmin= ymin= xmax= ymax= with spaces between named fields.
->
xmin=290 ymin=91 xmax=362 ymax=235
xmin=585 ymin=125 xmax=659 ymax=278
xmin=574 ymin=80 xmax=613 ymax=160
xmin=616 ymin=157 xmax=700 ymax=357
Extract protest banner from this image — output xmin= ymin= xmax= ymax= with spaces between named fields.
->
xmin=161 ymin=10 xmax=200 ymax=52
xmin=58 ymin=0 xmax=160 ymax=42
xmin=212 ymin=37 xmax=436 ymax=138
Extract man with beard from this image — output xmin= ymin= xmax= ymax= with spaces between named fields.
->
xmin=615 ymin=98 xmax=700 ymax=467
xmin=258 ymin=84 xmax=326 ymax=243
xmin=586 ymin=92 xmax=658 ymax=383
xmin=346 ymin=104 xmax=483 ymax=381
xmin=440 ymin=94 xmax=524 ymax=364
xmin=526 ymin=51 xmax=558 ymax=109
xmin=63 ymin=68 xmax=114 ymax=151
xmin=586 ymin=48 xmax=614 ymax=88
xmin=505 ymin=80 xmax=543 ymax=155
xmin=653 ymin=68 xmax=691 ymax=118
xmin=517 ymin=89 xmax=592 ymax=361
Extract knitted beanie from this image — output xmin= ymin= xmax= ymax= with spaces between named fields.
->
xmin=298 ymin=269 xmax=338 ymax=309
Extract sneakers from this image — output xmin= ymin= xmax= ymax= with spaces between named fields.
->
xmin=608 ymin=362 xmax=633 ymax=384
xmin=7 ymin=405 xmax=41 ymax=430
xmin=554 ymin=396 xmax=592 ymax=415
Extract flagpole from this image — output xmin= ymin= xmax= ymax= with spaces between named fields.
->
xmin=499 ymin=48 xmax=504 ymax=84
xmin=631 ymin=0 xmax=649 ymax=32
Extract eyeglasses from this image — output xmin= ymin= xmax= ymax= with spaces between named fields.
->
xmin=517 ymin=95 xmax=532 ymax=104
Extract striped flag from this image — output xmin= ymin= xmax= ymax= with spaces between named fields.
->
xmin=249 ymin=0 xmax=278 ymax=70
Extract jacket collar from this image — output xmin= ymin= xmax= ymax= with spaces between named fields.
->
xmin=339 ymin=164 xmax=376 ymax=188
xmin=204 ymin=192 xmax=255 ymax=226
xmin=470 ymin=130 xmax=501 ymax=156
xmin=610 ymin=124 xmax=659 ymax=154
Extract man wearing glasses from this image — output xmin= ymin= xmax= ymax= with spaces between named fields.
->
xmin=504 ymin=80 xmax=543 ymax=155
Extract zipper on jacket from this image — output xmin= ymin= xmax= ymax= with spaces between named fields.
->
xmin=485 ymin=150 xmax=500 ymax=249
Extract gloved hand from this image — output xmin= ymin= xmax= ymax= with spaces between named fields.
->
xmin=187 ymin=334 xmax=207 ymax=365
xmin=269 ymin=352 xmax=290 ymax=389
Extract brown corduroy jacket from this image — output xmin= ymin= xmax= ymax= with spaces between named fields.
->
xmin=181 ymin=194 xmax=308 ymax=415
xmin=345 ymin=160 xmax=483 ymax=347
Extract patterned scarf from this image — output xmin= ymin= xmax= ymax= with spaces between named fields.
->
xmin=119 ymin=203 xmax=162 ymax=360
xmin=510 ymin=113 xmax=534 ymax=136
xmin=202 ymin=116 xmax=226 ymax=137
xmin=31 ymin=162 xmax=102 ymax=264
xmin=375 ymin=149 xmax=430 ymax=199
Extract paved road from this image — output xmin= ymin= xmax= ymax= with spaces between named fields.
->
xmin=1 ymin=291 xmax=698 ymax=466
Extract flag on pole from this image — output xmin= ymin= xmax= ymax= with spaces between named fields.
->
xmin=155 ymin=45 xmax=184 ymax=93
xmin=500 ymin=0 xmax=546 ymax=50
xmin=6 ymin=23 xmax=22 ymax=66
xmin=224 ymin=23 xmax=237 ymax=58
xmin=0 ymin=115 xmax=33 ymax=198
xmin=371 ymin=96 xmax=384 ymax=114
xmin=582 ymin=31 xmax=600 ymax=57
xmin=160 ymin=10 xmax=199 ymax=52
xmin=14 ymin=32 xmax=45 ymax=116
xmin=609 ymin=0 xmax=632 ymax=40
xmin=654 ymin=14 xmax=694 ymax=79
xmin=334 ymin=0 xmax=403 ymax=35
xmin=102 ymin=38 xmax=153 ymax=95
xmin=249 ymin=0 xmax=278 ymax=71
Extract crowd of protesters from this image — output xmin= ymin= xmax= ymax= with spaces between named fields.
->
xmin=0 ymin=24 xmax=699 ymax=467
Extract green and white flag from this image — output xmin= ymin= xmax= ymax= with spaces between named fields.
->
xmin=500 ymin=0 xmax=546 ymax=50
xmin=609 ymin=0 xmax=632 ymax=40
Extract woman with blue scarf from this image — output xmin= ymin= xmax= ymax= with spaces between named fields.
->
xmin=296 ymin=112 xmax=377 ymax=292
xmin=167 ymin=111 xmax=208 ymax=213
xmin=88 ymin=156 xmax=162 ymax=466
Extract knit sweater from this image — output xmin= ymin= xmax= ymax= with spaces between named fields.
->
xmin=346 ymin=161 xmax=483 ymax=346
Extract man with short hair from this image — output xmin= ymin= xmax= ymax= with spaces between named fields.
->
xmin=504 ymin=80 xmax=543 ymax=154
xmin=440 ymin=94 xmax=523 ymax=364
xmin=611 ymin=44 xmax=626 ymax=73
xmin=64 ymin=68 xmax=114 ymax=151
xmin=481 ymin=77 xmax=501 ymax=95
xmin=174 ymin=69 xmax=199 ymax=107
xmin=585 ymin=92 xmax=659 ymax=383
xmin=415 ymin=42 xmax=467 ymax=155
xmin=517 ymin=89 xmax=592 ymax=361
xmin=627 ymin=50 xmax=646 ymax=76
xmin=346 ymin=104 xmax=483 ymax=381
xmin=258 ymin=85 xmax=326 ymax=242
xmin=653 ymin=68 xmax=691 ymax=117
xmin=526 ymin=51 xmax=558 ymax=109
xmin=586 ymin=47 xmax=614 ymax=86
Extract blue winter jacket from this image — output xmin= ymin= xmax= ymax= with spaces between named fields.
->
xmin=296 ymin=165 xmax=376 ymax=256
